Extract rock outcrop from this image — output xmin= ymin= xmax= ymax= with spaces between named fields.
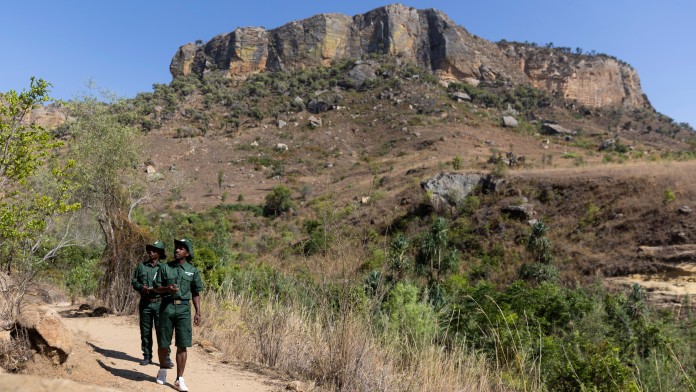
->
xmin=421 ymin=172 xmax=500 ymax=211
xmin=16 ymin=306 xmax=73 ymax=364
xmin=171 ymin=4 xmax=650 ymax=110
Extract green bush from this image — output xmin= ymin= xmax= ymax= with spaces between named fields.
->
xmin=383 ymin=282 xmax=439 ymax=346
xmin=263 ymin=185 xmax=294 ymax=217
xmin=65 ymin=257 xmax=102 ymax=298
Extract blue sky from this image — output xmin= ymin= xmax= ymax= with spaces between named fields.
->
xmin=2 ymin=1 xmax=694 ymax=127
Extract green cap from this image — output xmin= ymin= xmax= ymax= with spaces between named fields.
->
xmin=145 ymin=240 xmax=166 ymax=257
xmin=174 ymin=238 xmax=194 ymax=261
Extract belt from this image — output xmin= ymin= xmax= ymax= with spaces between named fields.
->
xmin=141 ymin=297 xmax=161 ymax=303
xmin=172 ymin=299 xmax=189 ymax=305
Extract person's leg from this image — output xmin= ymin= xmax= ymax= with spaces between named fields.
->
xmin=176 ymin=346 xmax=187 ymax=378
xmin=157 ymin=302 xmax=175 ymax=369
xmin=153 ymin=301 xmax=172 ymax=366
xmin=173 ymin=303 xmax=193 ymax=379
xmin=139 ymin=302 xmax=152 ymax=363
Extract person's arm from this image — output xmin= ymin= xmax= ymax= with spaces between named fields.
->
xmin=192 ymin=293 xmax=201 ymax=325
xmin=192 ymin=268 xmax=204 ymax=325
xmin=132 ymin=264 xmax=146 ymax=292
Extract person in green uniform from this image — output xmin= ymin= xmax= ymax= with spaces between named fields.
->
xmin=154 ymin=238 xmax=204 ymax=392
xmin=131 ymin=241 xmax=173 ymax=367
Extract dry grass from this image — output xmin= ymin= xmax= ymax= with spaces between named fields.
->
xmin=199 ymin=290 xmax=513 ymax=392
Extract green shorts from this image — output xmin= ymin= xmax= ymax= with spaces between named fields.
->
xmin=158 ymin=300 xmax=192 ymax=348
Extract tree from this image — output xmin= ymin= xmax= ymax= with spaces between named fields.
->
xmin=64 ymin=88 xmax=148 ymax=313
xmin=0 ymin=78 xmax=81 ymax=324
xmin=263 ymin=185 xmax=293 ymax=217
xmin=416 ymin=218 xmax=460 ymax=280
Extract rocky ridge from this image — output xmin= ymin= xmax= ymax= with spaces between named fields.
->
xmin=170 ymin=3 xmax=650 ymax=110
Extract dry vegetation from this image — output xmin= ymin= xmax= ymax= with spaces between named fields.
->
xmin=5 ymin=57 xmax=696 ymax=390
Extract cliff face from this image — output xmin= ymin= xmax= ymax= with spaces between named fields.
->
xmin=498 ymin=43 xmax=650 ymax=110
xmin=171 ymin=4 xmax=649 ymax=110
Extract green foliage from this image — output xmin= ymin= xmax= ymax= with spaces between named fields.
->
xmin=65 ymin=257 xmax=102 ymax=298
xmin=0 ymin=78 xmax=80 ymax=278
xmin=416 ymin=218 xmax=460 ymax=279
xmin=526 ymin=221 xmax=552 ymax=264
xmin=263 ymin=185 xmax=294 ymax=217
xmin=663 ymin=189 xmax=676 ymax=205
xmin=518 ymin=262 xmax=559 ymax=283
xmin=448 ymin=82 xmax=501 ymax=108
xmin=387 ymin=233 xmax=412 ymax=277
xmin=451 ymin=155 xmax=463 ymax=170
xmin=383 ymin=282 xmax=439 ymax=345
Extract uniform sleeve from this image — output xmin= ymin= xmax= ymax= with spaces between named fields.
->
xmin=132 ymin=264 xmax=143 ymax=291
xmin=192 ymin=268 xmax=204 ymax=294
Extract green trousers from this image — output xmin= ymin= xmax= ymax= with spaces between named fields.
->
xmin=138 ymin=300 xmax=171 ymax=357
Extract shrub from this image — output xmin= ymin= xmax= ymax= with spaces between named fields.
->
xmin=263 ymin=185 xmax=294 ymax=217
xmin=383 ymin=282 xmax=439 ymax=346
xmin=452 ymin=155 xmax=463 ymax=170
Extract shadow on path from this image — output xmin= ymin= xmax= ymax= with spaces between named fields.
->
xmin=87 ymin=341 xmax=141 ymax=363
xmin=96 ymin=359 xmax=152 ymax=383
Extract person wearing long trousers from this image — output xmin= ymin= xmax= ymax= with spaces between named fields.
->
xmin=131 ymin=240 xmax=173 ymax=368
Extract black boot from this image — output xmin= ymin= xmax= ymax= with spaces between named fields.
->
xmin=139 ymin=355 xmax=151 ymax=366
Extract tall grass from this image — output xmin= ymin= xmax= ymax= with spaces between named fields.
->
xmin=199 ymin=289 xmax=512 ymax=391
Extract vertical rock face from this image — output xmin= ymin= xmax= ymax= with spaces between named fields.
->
xmin=499 ymin=43 xmax=651 ymax=109
xmin=170 ymin=4 xmax=650 ymax=110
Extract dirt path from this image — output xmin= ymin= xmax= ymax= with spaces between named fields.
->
xmin=35 ymin=303 xmax=286 ymax=392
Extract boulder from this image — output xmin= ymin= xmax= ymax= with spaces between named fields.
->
xmin=346 ymin=61 xmax=378 ymax=89
xmin=275 ymin=143 xmax=289 ymax=151
xmin=451 ymin=92 xmax=471 ymax=102
xmin=502 ymin=203 xmax=536 ymax=221
xmin=542 ymin=122 xmax=576 ymax=136
xmin=599 ymin=139 xmax=616 ymax=151
xmin=277 ymin=120 xmax=287 ymax=129
xmin=678 ymin=206 xmax=693 ymax=215
xmin=308 ymin=116 xmax=322 ymax=128
xmin=421 ymin=173 xmax=500 ymax=211
xmin=502 ymin=116 xmax=518 ymax=128
xmin=16 ymin=306 xmax=72 ymax=364
xmin=307 ymin=100 xmax=332 ymax=114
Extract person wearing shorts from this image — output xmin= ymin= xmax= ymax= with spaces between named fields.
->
xmin=153 ymin=238 xmax=204 ymax=392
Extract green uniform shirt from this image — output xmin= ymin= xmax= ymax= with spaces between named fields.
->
xmin=131 ymin=260 xmax=162 ymax=299
xmin=154 ymin=261 xmax=204 ymax=300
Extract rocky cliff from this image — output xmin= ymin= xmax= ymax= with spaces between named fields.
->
xmin=170 ymin=4 xmax=649 ymax=110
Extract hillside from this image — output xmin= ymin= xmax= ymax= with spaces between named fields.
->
xmin=7 ymin=4 xmax=696 ymax=392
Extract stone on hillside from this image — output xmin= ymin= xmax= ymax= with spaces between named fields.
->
xmin=308 ymin=116 xmax=322 ymax=128
xmin=502 ymin=116 xmax=518 ymax=128
xmin=599 ymin=139 xmax=616 ymax=151
xmin=451 ymin=92 xmax=471 ymax=102
xmin=678 ymin=206 xmax=693 ymax=215
xmin=16 ymin=306 xmax=72 ymax=364
xmin=277 ymin=120 xmax=287 ymax=129
xmin=502 ymin=203 xmax=536 ymax=221
xmin=307 ymin=100 xmax=331 ymax=114
xmin=421 ymin=173 xmax=501 ymax=212
xmin=276 ymin=143 xmax=289 ymax=151
xmin=145 ymin=165 xmax=157 ymax=174
xmin=542 ymin=122 xmax=576 ymax=136
xmin=346 ymin=61 xmax=378 ymax=89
